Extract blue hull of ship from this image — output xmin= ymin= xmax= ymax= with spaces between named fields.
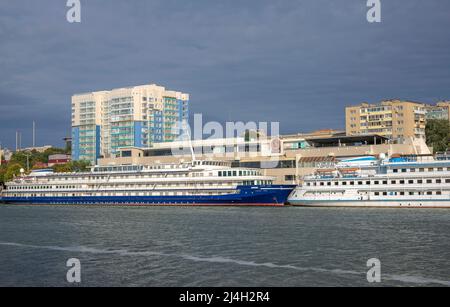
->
xmin=0 ymin=185 xmax=295 ymax=206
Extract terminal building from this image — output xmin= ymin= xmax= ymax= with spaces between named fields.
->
xmin=98 ymin=130 xmax=431 ymax=184
xmin=71 ymin=83 xmax=189 ymax=164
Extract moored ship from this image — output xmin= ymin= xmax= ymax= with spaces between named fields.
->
xmin=288 ymin=155 xmax=450 ymax=208
xmin=0 ymin=160 xmax=295 ymax=206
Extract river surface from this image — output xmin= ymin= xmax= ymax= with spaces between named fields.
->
xmin=0 ymin=205 xmax=448 ymax=287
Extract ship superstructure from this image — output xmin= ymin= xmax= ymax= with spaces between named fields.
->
xmin=288 ymin=155 xmax=450 ymax=208
xmin=0 ymin=161 xmax=294 ymax=206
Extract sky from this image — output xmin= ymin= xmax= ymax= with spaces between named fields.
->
xmin=0 ymin=0 xmax=449 ymax=149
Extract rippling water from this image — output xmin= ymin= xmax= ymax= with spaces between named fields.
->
xmin=0 ymin=205 xmax=448 ymax=287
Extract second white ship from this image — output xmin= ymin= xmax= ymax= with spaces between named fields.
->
xmin=288 ymin=155 xmax=450 ymax=208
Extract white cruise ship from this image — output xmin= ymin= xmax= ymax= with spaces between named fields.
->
xmin=0 ymin=160 xmax=295 ymax=206
xmin=288 ymin=155 xmax=450 ymax=208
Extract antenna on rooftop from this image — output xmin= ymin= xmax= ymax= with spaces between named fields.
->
xmin=32 ymin=121 xmax=36 ymax=147
xmin=16 ymin=130 xmax=22 ymax=151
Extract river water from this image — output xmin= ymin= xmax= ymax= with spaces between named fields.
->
xmin=0 ymin=205 xmax=448 ymax=286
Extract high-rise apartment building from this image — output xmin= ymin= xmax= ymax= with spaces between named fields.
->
xmin=345 ymin=100 xmax=427 ymax=142
xmin=72 ymin=84 xmax=189 ymax=163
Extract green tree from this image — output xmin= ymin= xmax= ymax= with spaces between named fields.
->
xmin=0 ymin=148 xmax=87 ymax=182
xmin=71 ymin=160 xmax=91 ymax=172
xmin=426 ymin=119 xmax=450 ymax=153
xmin=0 ymin=165 xmax=7 ymax=184
xmin=53 ymin=163 xmax=73 ymax=173
xmin=8 ymin=147 xmax=68 ymax=170
xmin=44 ymin=147 xmax=66 ymax=157
xmin=9 ymin=152 xmax=28 ymax=167
xmin=52 ymin=160 xmax=90 ymax=173
xmin=4 ymin=163 xmax=23 ymax=182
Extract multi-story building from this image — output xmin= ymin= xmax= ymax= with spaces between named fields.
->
xmin=71 ymin=91 xmax=105 ymax=163
xmin=20 ymin=145 xmax=53 ymax=153
xmin=425 ymin=101 xmax=450 ymax=121
xmin=97 ymin=131 xmax=432 ymax=185
xmin=346 ymin=100 xmax=427 ymax=142
xmin=48 ymin=154 xmax=71 ymax=167
xmin=71 ymin=84 xmax=189 ymax=164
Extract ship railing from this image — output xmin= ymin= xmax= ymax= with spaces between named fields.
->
xmin=95 ymin=173 xmax=112 ymax=192
xmin=304 ymin=174 xmax=335 ymax=180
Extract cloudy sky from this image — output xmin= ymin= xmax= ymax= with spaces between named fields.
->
xmin=0 ymin=0 xmax=449 ymax=148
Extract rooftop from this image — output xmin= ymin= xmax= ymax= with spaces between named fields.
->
xmin=305 ymin=134 xmax=388 ymax=148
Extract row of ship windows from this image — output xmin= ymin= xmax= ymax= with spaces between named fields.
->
xmin=309 ymin=191 xmax=443 ymax=196
xmin=10 ymin=191 xmax=235 ymax=197
xmin=373 ymin=191 xmax=442 ymax=196
xmin=392 ymin=167 xmax=450 ymax=173
xmin=8 ymin=186 xmax=76 ymax=190
xmin=308 ymin=178 xmax=450 ymax=186
xmin=34 ymin=174 xmax=195 ymax=181
xmin=218 ymin=170 xmax=260 ymax=177
xmin=7 ymin=181 xmax=269 ymax=190
xmin=40 ymin=171 xmax=259 ymax=182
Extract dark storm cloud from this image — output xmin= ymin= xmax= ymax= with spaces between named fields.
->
xmin=0 ymin=0 xmax=450 ymax=148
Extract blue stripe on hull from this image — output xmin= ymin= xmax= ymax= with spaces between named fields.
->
xmin=1 ymin=185 xmax=295 ymax=206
